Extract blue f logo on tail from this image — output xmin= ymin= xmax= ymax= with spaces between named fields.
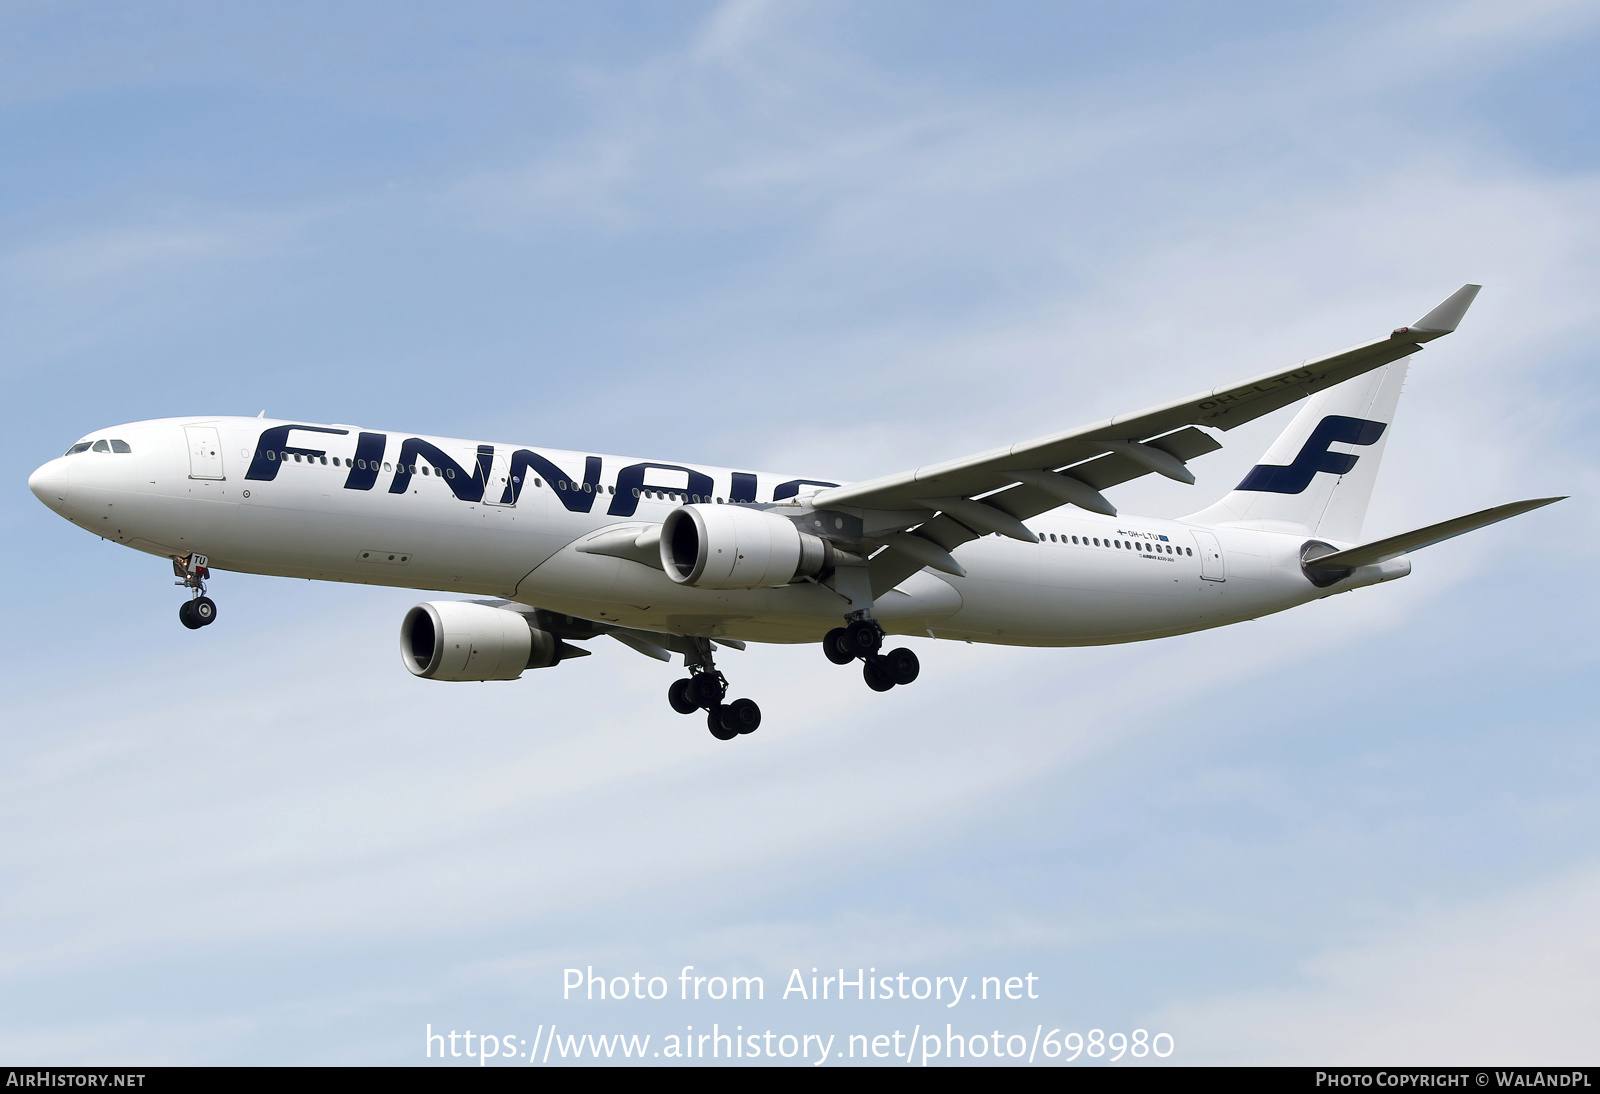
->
xmin=1237 ymin=415 xmax=1387 ymax=495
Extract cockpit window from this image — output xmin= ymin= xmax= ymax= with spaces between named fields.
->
xmin=66 ymin=442 xmax=93 ymax=455
xmin=110 ymin=439 xmax=132 ymax=453
xmin=91 ymin=439 xmax=110 ymax=452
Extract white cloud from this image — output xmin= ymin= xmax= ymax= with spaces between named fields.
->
xmin=1163 ymin=862 xmax=1600 ymax=1064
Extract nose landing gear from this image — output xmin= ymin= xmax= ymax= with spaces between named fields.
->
xmin=824 ymin=616 xmax=919 ymax=692
xmin=667 ymin=638 xmax=761 ymax=740
xmin=173 ymin=554 xmax=218 ymax=630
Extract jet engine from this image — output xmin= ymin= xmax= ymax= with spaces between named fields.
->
xmin=400 ymin=601 xmax=561 ymax=681
xmin=661 ymin=503 xmax=833 ymax=589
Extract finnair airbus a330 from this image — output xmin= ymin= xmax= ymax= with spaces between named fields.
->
xmin=29 ymin=285 xmax=1560 ymax=739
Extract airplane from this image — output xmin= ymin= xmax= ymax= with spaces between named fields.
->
xmin=27 ymin=284 xmax=1561 ymax=740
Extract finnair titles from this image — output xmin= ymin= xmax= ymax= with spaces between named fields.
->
xmin=29 ymin=285 xmax=1561 ymax=740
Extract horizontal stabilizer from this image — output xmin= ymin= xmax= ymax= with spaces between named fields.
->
xmin=1304 ymin=496 xmax=1564 ymax=574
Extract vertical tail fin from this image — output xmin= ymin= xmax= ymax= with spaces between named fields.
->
xmin=1184 ymin=285 xmax=1479 ymax=542
xmin=1184 ymin=363 xmax=1405 ymax=541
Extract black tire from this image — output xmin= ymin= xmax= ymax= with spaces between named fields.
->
xmin=178 ymin=600 xmax=203 ymax=630
xmin=722 ymin=697 xmax=761 ymax=735
xmin=191 ymin=596 xmax=217 ymax=626
xmin=884 ymin=647 xmax=920 ymax=686
xmin=668 ymin=678 xmax=698 ymax=715
xmin=845 ymin=619 xmax=883 ymax=657
xmin=707 ymin=707 xmax=738 ymax=740
xmin=823 ymin=627 xmax=854 ymax=665
xmin=688 ymin=673 xmax=725 ymax=709
xmin=863 ymin=657 xmax=895 ymax=692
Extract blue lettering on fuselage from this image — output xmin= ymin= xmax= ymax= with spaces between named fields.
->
xmin=503 ymin=450 xmax=602 ymax=511
xmin=774 ymin=478 xmax=839 ymax=500
xmin=246 ymin=425 xmax=350 ymax=481
xmin=609 ymin=463 xmax=715 ymax=517
xmin=250 ymin=427 xmax=832 ymax=507
xmin=389 ymin=439 xmax=493 ymax=502
xmin=343 ymin=432 xmax=387 ymax=490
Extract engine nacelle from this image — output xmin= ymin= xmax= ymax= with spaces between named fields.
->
xmin=661 ymin=503 xmax=833 ymax=589
xmin=400 ymin=601 xmax=559 ymax=681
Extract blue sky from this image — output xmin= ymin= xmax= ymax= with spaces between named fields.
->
xmin=2 ymin=0 xmax=1598 ymax=1065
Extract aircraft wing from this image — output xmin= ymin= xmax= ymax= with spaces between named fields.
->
xmin=801 ymin=285 xmax=1483 ymax=595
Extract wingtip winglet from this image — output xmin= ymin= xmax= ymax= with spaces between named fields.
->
xmin=1399 ymin=283 xmax=1482 ymax=339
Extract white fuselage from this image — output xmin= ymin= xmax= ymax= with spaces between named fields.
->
xmin=28 ymin=416 xmax=1409 ymax=646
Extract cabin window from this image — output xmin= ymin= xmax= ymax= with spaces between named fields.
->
xmin=716 ymin=497 xmax=724 ymax=503
xmin=110 ymin=439 xmax=132 ymax=453
xmin=607 ymin=485 xmax=614 ymax=494
xmin=383 ymin=462 xmax=392 ymax=472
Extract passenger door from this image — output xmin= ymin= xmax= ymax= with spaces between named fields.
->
xmin=482 ymin=451 xmax=515 ymax=506
xmin=184 ymin=426 xmax=224 ymax=480
xmin=1191 ymin=530 xmax=1226 ymax=581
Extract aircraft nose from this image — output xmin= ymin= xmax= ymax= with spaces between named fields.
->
xmin=28 ymin=458 xmax=69 ymax=508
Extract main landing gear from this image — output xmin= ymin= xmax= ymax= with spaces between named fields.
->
xmin=824 ymin=617 xmax=919 ymax=692
xmin=173 ymin=553 xmax=218 ymax=631
xmin=667 ymin=638 xmax=761 ymax=741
